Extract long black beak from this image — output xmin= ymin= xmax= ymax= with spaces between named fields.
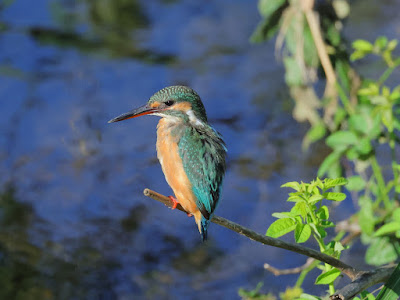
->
xmin=108 ymin=104 xmax=158 ymax=123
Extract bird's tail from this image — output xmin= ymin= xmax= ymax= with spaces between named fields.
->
xmin=200 ymin=216 xmax=210 ymax=241
xmin=194 ymin=211 xmax=210 ymax=241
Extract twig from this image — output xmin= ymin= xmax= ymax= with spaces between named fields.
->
xmin=302 ymin=0 xmax=336 ymax=94
xmin=143 ymin=188 xmax=359 ymax=280
xmin=330 ymin=265 xmax=395 ymax=300
xmin=264 ymin=258 xmax=315 ymax=276
xmin=302 ymin=0 xmax=338 ymax=126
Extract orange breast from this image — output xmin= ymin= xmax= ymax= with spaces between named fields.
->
xmin=156 ymin=119 xmax=201 ymax=224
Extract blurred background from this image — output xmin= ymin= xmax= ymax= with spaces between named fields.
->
xmin=0 ymin=0 xmax=399 ymax=299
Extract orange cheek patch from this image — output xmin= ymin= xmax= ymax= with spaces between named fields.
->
xmin=150 ymin=102 xmax=161 ymax=108
xmin=171 ymin=102 xmax=192 ymax=112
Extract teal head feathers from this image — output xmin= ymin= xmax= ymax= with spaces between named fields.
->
xmin=108 ymin=86 xmax=208 ymax=125
xmin=109 ymin=86 xmax=227 ymax=241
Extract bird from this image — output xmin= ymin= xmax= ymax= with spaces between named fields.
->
xmin=108 ymin=86 xmax=227 ymax=241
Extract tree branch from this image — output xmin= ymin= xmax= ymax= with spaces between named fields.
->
xmin=143 ymin=188 xmax=359 ymax=280
xmin=302 ymin=0 xmax=337 ymax=94
xmin=330 ymin=265 xmax=395 ymax=300
xmin=264 ymin=258 xmax=315 ymax=276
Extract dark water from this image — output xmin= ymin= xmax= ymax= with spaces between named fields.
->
xmin=0 ymin=0 xmax=399 ymax=299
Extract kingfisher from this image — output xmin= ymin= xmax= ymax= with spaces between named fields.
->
xmin=108 ymin=86 xmax=227 ymax=241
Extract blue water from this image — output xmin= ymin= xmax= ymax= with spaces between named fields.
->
xmin=0 ymin=0 xmax=399 ymax=299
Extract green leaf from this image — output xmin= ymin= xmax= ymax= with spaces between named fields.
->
xmin=323 ymin=177 xmax=348 ymax=189
xmin=392 ymin=208 xmax=400 ymax=222
xmin=374 ymin=222 xmax=400 ymax=237
xmin=281 ymin=181 xmax=301 ymax=191
xmin=370 ymin=95 xmax=388 ymax=105
xmin=376 ymin=262 xmax=400 ymax=300
xmin=317 ymin=205 xmax=329 ymax=220
xmin=315 ymin=268 xmax=341 ymax=285
xmin=317 ymin=226 xmax=327 ymax=238
xmin=346 ymin=175 xmax=366 ymax=191
xmin=287 ymin=195 xmax=304 ymax=202
xmin=360 ymin=291 xmax=376 ymax=300
xmin=334 ymin=107 xmax=347 ymax=126
xmin=291 ymin=202 xmax=308 ymax=219
xmin=349 ymin=114 xmax=369 ymax=134
xmin=250 ymin=17 xmax=278 ymax=43
xmin=303 ymin=24 xmax=319 ymax=67
xmin=387 ymin=39 xmax=398 ymax=51
xmin=332 ymin=0 xmax=350 ymax=19
xmin=324 ymin=192 xmax=346 ymax=201
xmin=320 ymin=221 xmax=335 ymax=228
xmin=307 ymin=181 xmax=320 ymax=194
xmin=303 ymin=122 xmax=326 ymax=149
xmin=369 ymin=113 xmax=383 ymax=138
xmin=266 ymin=218 xmax=297 ymax=238
xmin=382 ymin=108 xmax=394 ymax=131
xmin=359 ymin=196 xmax=375 ymax=235
xmin=355 ymin=137 xmax=372 ymax=155
xmin=295 ymin=223 xmax=311 ymax=243
xmin=309 ymin=223 xmax=320 ymax=238
xmin=375 ymin=36 xmax=388 ymax=51
xmin=272 ymin=212 xmax=295 ymax=219
xmin=310 ymin=223 xmax=327 ymax=239
xmin=350 ymin=50 xmax=367 ymax=61
xmin=366 ymin=237 xmax=398 ymax=266
xmin=318 ymin=151 xmax=342 ymax=177
xmin=352 ymin=39 xmax=374 ymax=52
xmin=346 ymin=147 xmax=359 ymax=160
xmin=308 ymin=194 xmax=324 ymax=204
xmin=358 ymin=82 xmax=379 ymax=96
xmin=297 ymin=294 xmax=321 ymax=300
xmin=250 ymin=0 xmax=287 ymax=43
xmin=334 ymin=241 xmax=345 ymax=253
xmin=258 ymin=0 xmax=286 ymax=18
xmin=390 ymin=90 xmax=400 ymax=102
xmin=284 ymin=56 xmax=304 ymax=86
xmin=326 ymin=131 xmax=358 ymax=148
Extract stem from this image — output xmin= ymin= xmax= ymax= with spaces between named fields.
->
xmin=370 ymin=156 xmax=391 ymax=209
xmin=329 ymin=282 xmax=335 ymax=295
xmin=295 ymin=260 xmax=320 ymax=287
xmin=389 ymin=130 xmax=399 ymax=200
xmin=378 ymin=61 xmax=400 ymax=86
xmin=336 ymin=83 xmax=354 ymax=114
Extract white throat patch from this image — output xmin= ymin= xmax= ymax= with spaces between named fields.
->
xmin=186 ymin=109 xmax=205 ymax=127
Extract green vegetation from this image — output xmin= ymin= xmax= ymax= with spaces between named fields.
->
xmin=240 ymin=0 xmax=400 ymax=299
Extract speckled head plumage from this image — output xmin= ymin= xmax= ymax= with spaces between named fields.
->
xmin=149 ymin=86 xmax=208 ymax=123
xmin=108 ymin=85 xmax=208 ymax=125
xmin=109 ymin=86 xmax=226 ymax=241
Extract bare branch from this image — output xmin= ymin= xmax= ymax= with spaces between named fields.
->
xmin=143 ymin=188 xmax=359 ymax=280
xmin=330 ymin=265 xmax=395 ymax=300
xmin=264 ymin=258 xmax=315 ymax=276
xmin=302 ymin=0 xmax=337 ymax=94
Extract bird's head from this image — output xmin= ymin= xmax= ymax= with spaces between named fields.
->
xmin=108 ymin=86 xmax=208 ymax=125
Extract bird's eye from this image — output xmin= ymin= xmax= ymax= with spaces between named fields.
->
xmin=165 ymin=100 xmax=175 ymax=106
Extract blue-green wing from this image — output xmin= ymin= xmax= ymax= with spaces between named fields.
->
xmin=178 ymin=126 xmax=226 ymax=220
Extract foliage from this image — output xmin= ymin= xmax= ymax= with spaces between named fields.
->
xmin=243 ymin=0 xmax=400 ymax=299
xmin=375 ymin=262 xmax=400 ymax=300
xmin=269 ymin=178 xmax=347 ymax=295
xmin=319 ymin=36 xmax=400 ymax=268
xmin=238 ymin=283 xmax=276 ymax=300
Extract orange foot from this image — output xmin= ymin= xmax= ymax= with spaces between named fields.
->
xmin=168 ymin=196 xmax=179 ymax=209
xmin=187 ymin=213 xmax=193 ymax=217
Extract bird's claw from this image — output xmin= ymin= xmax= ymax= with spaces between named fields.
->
xmin=168 ymin=196 xmax=179 ymax=210
xmin=168 ymin=196 xmax=192 ymax=216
